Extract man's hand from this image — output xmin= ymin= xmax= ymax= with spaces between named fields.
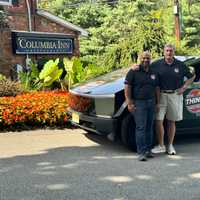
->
xmin=177 ymin=75 xmax=195 ymax=95
xmin=127 ymin=103 xmax=136 ymax=112
xmin=155 ymin=104 xmax=160 ymax=113
xmin=131 ymin=64 xmax=140 ymax=71
xmin=177 ymin=85 xmax=187 ymax=95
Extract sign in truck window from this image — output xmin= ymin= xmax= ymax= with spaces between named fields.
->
xmin=185 ymin=89 xmax=200 ymax=115
xmin=12 ymin=31 xmax=74 ymax=55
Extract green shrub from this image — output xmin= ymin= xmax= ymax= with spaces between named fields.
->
xmin=0 ymin=74 xmax=6 ymax=80
xmin=0 ymin=79 xmax=23 ymax=97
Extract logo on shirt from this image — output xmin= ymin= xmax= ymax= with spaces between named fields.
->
xmin=185 ymin=89 xmax=200 ymax=114
xmin=150 ymin=74 xmax=156 ymax=80
xmin=174 ymin=68 xmax=179 ymax=73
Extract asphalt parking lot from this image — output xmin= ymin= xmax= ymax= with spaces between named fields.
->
xmin=0 ymin=128 xmax=200 ymax=200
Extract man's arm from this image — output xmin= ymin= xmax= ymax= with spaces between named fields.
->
xmin=177 ymin=63 xmax=196 ymax=95
xmin=177 ymin=75 xmax=196 ymax=95
xmin=155 ymin=86 xmax=160 ymax=104
xmin=155 ymin=86 xmax=160 ymax=112
xmin=124 ymin=84 xmax=135 ymax=112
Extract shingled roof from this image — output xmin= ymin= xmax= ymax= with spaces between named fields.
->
xmin=36 ymin=9 xmax=89 ymax=37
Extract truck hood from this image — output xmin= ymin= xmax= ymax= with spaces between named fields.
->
xmin=70 ymin=67 xmax=130 ymax=97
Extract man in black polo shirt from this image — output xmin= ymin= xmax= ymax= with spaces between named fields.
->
xmin=151 ymin=44 xmax=195 ymax=155
xmin=124 ymin=51 xmax=160 ymax=161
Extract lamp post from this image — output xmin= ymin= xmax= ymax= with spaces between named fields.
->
xmin=25 ymin=0 xmax=32 ymax=31
xmin=25 ymin=0 xmax=32 ymax=69
xmin=174 ymin=0 xmax=181 ymax=48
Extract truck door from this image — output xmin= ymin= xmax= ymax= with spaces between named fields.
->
xmin=177 ymin=62 xmax=200 ymax=131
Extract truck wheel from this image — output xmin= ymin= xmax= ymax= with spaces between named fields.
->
xmin=121 ymin=113 xmax=136 ymax=151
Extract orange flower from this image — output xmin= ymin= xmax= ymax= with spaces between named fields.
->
xmin=0 ymin=90 xmax=70 ymax=129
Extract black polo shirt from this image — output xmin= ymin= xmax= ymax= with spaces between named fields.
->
xmin=151 ymin=58 xmax=194 ymax=90
xmin=124 ymin=65 xmax=159 ymax=100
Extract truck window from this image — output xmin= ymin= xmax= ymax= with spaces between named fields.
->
xmin=194 ymin=64 xmax=200 ymax=82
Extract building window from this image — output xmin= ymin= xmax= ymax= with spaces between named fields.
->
xmin=0 ymin=0 xmax=12 ymax=6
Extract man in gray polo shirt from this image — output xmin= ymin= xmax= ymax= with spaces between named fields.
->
xmin=151 ymin=44 xmax=195 ymax=155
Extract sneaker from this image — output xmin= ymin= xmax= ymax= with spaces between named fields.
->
xmin=151 ymin=145 xmax=166 ymax=154
xmin=167 ymin=144 xmax=176 ymax=155
xmin=138 ymin=154 xmax=147 ymax=161
xmin=107 ymin=132 xmax=115 ymax=141
xmin=145 ymin=151 xmax=154 ymax=158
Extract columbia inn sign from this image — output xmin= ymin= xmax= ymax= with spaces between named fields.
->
xmin=12 ymin=31 xmax=74 ymax=54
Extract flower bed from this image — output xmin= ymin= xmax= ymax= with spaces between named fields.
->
xmin=0 ymin=90 xmax=70 ymax=131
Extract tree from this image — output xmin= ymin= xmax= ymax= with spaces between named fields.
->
xmin=181 ymin=0 xmax=200 ymax=47
xmin=80 ymin=0 xmax=166 ymax=69
xmin=40 ymin=0 xmax=200 ymax=70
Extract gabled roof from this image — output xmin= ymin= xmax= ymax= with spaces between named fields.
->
xmin=36 ymin=9 xmax=89 ymax=37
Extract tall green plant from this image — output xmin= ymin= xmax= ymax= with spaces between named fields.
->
xmin=19 ymin=60 xmax=40 ymax=91
xmin=63 ymin=57 xmax=107 ymax=88
xmin=63 ymin=57 xmax=86 ymax=89
xmin=39 ymin=58 xmax=63 ymax=88
xmin=19 ymin=58 xmax=64 ymax=91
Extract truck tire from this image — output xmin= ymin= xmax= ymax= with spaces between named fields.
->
xmin=121 ymin=113 xmax=136 ymax=151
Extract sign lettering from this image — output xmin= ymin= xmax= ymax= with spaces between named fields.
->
xmin=185 ymin=89 xmax=200 ymax=114
xmin=12 ymin=31 xmax=74 ymax=54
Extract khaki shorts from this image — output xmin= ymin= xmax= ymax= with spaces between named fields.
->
xmin=156 ymin=92 xmax=183 ymax=121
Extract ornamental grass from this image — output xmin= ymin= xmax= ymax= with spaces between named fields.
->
xmin=0 ymin=90 xmax=70 ymax=131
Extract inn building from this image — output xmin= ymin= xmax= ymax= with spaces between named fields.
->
xmin=0 ymin=0 xmax=88 ymax=78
